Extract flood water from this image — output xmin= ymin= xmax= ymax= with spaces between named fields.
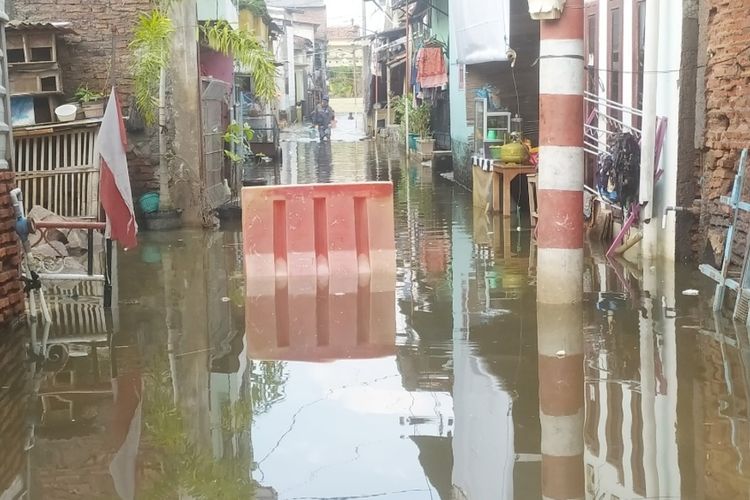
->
xmin=2 ymin=135 xmax=750 ymax=499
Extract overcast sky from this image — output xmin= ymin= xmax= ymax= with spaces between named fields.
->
xmin=326 ymin=0 xmax=383 ymax=29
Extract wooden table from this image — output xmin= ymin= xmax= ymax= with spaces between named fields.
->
xmin=494 ymin=163 xmax=537 ymax=217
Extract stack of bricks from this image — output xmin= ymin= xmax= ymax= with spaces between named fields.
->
xmin=0 ymin=171 xmax=24 ymax=327
xmin=699 ymin=0 xmax=750 ymax=262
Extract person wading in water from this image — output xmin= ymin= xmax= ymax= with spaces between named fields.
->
xmin=313 ymin=96 xmax=336 ymax=142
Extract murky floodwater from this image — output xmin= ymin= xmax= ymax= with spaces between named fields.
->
xmin=1 ymin=136 xmax=750 ymax=499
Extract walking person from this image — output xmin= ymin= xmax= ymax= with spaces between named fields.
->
xmin=313 ymin=96 xmax=336 ymax=142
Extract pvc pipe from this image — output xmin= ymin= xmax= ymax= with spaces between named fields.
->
xmin=10 ymin=187 xmax=24 ymax=218
xmin=37 ymin=273 xmax=106 ymax=282
xmin=639 ymin=0 xmax=660 ymax=255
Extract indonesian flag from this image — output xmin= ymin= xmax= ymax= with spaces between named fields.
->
xmin=98 ymin=88 xmax=138 ymax=250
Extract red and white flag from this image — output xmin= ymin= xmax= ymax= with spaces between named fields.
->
xmin=98 ymin=88 xmax=138 ymax=250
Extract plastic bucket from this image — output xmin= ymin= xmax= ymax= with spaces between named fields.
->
xmin=55 ymin=104 xmax=77 ymax=122
xmin=408 ymin=133 xmax=418 ymax=151
xmin=138 ymin=192 xmax=160 ymax=214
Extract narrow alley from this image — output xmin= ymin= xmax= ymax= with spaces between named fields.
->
xmin=1 ymin=135 xmax=749 ymax=499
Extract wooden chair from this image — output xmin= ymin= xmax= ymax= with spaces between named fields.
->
xmin=527 ymin=174 xmax=538 ymax=226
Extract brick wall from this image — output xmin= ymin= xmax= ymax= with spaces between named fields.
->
xmin=0 ymin=171 xmax=24 ymax=328
xmin=698 ymin=0 xmax=750 ymax=264
xmin=10 ymin=0 xmax=160 ymax=197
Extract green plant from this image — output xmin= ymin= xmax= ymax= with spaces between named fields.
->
xmin=392 ymin=94 xmax=432 ymax=138
xmin=412 ymin=102 xmax=432 ymax=138
xmin=130 ymin=8 xmax=174 ymax=125
xmin=328 ymin=67 xmax=356 ymax=98
xmin=238 ymin=0 xmax=268 ymax=17
xmin=140 ymin=367 xmax=256 ymax=499
xmin=74 ymin=86 xmax=104 ymax=104
xmin=224 ymin=121 xmax=254 ymax=162
xmin=202 ymin=21 xmax=277 ymax=102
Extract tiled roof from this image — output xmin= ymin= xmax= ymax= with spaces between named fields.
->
xmin=326 ymin=25 xmax=360 ymax=41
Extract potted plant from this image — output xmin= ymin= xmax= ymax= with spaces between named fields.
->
xmin=413 ymin=102 xmax=434 ymax=159
xmin=74 ymin=86 xmax=105 ymax=119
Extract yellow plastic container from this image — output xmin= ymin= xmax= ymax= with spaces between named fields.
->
xmin=499 ymin=142 xmax=528 ymax=164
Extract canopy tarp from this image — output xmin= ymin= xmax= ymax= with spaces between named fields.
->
xmin=451 ymin=0 xmax=510 ymax=64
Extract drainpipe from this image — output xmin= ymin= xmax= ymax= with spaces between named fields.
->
xmin=535 ymin=1 xmax=585 ymax=499
xmin=639 ymin=0 xmax=660 ymax=259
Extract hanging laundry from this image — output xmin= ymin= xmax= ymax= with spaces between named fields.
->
xmin=595 ymin=132 xmax=641 ymax=210
xmin=416 ymin=47 xmax=448 ymax=89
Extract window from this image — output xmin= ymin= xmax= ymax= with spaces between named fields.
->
xmin=608 ymin=2 xmax=623 ymax=119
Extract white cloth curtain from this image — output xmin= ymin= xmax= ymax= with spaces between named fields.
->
xmin=451 ymin=0 xmax=511 ymax=64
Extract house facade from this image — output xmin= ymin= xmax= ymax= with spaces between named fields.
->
xmin=582 ymin=0 xmax=698 ymax=261
xmin=268 ymin=0 xmax=327 ymax=122
xmin=449 ymin=0 xmax=539 ymax=188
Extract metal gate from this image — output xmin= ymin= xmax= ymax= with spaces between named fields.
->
xmin=201 ymin=78 xmax=231 ymax=210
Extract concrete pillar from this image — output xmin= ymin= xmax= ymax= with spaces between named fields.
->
xmin=537 ymin=2 xmax=585 ymax=498
xmin=537 ymin=0 xmax=585 ymax=305
xmin=168 ymin=0 xmax=204 ymax=225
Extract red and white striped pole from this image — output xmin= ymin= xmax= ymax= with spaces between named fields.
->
xmin=537 ymin=0 xmax=584 ymax=303
xmin=536 ymin=1 xmax=585 ymax=499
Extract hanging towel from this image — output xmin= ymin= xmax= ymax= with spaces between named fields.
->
xmin=416 ymin=47 xmax=448 ymax=89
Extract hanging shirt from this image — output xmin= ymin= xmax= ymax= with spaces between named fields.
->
xmin=416 ymin=47 xmax=448 ymax=89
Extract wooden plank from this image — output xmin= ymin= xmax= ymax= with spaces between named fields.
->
xmin=15 ymin=167 xmax=98 ymax=178
xmin=700 ymin=264 xmax=724 ymax=283
xmin=47 ymin=135 xmax=52 ymax=208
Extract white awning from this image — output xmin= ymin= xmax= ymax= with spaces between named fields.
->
xmin=451 ymin=0 xmax=511 ymax=64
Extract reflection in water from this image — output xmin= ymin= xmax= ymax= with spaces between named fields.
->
xmin=246 ymin=284 xmax=396 ymax=361
xmin=0 ymin=328 xmax=28 ymax=498
xmin=4 ymin=139 xmax=750 ymax=498
xmin=316 ymin=142 xmax=333 ymax=183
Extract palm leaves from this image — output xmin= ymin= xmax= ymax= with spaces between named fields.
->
xmin=202 ymin=21 xmax=278 ymax=102
xmin=130 ymin=5 xmax=278 ymax=125
xmin=130 ymin=8 xmax=174 ymax=125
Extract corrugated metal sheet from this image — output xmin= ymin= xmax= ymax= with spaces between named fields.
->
xmin=6 ymin=21 xmax=75 ymax=33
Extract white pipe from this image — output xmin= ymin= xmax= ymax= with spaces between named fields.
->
xmin=37 ymin=273 xmax=106 ymax=282
xmin=10 ymin=187 xmax=24 ymax=218
xmin=639 ymin=0 xmax=660 ymax=255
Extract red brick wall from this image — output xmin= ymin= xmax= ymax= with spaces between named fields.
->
xmin=0 ymin=170 xmax=24 ymax=327
xmin=10 ymin=0 xmax=160 ymax=197
xmin=699 ymin=0 xmax=750 ymax=263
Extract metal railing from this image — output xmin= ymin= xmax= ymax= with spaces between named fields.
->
xmin=583 ymin=91 xmax=643 ymax=159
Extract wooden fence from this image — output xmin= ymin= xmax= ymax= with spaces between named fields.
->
xmin=13 ymin=120 xmax=101 ymax=218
